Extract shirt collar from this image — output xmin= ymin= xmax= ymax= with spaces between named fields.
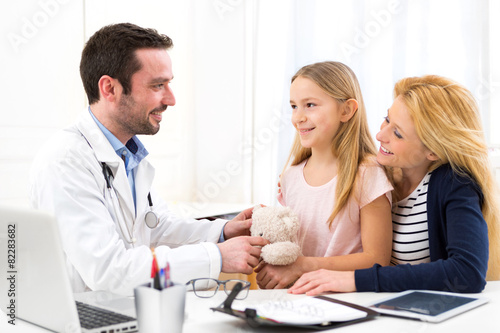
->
xmin=88 ymin=107 xmax=149 ymax=167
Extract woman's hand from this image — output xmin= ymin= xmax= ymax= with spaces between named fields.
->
xmin=288 ymin=269 xmax=356 ymax=295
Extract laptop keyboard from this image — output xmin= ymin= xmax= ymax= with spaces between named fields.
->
xmin=76 ymin=301 xmax=137 ymax=331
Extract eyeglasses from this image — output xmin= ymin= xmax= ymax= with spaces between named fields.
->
xmin=185 ymin=278 xmax=251 ymax=300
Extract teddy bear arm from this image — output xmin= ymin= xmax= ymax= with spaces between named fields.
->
xmin=261 ymin=241 xmax=301 ymax=266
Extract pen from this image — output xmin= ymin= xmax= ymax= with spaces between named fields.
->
xmin=159 ymin=268 xmax=165 ymax=288
xmin=153 ymin=270 xmax=162 ymax=290
xmin=165 ymin=262 xmax=173 ymax=288
xmin=151 ymin=251 xmax=157 ymax=276
xmin=151 ymin=248 xmax=162 ymax=290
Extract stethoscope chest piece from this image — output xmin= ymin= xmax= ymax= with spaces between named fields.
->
xmin=145 ymin=210 xmax=159 ymax=229
xmin=144 ymin=192 xmax=159 ymax=228
xmin=101 ymin=162 xmax=160 ymax=239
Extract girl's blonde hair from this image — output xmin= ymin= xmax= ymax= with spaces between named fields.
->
xmin=283 ymin=61 xmax=378 ymax=226
xmin=394 ymin=75 xmax=500 ymax=280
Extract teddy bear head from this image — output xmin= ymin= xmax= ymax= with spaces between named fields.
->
xmin=250 ymin=205 xmax=299 ymax=243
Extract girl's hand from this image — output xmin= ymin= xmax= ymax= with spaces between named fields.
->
xmin=255 ymin=260 xmax=302 ymax=289
xmin=288 ymin=269 xmax=356 ymax=295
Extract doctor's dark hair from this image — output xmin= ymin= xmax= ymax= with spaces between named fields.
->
xmin=80 ymin=23 xmax=173 ymax=105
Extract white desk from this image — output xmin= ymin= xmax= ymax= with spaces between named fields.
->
xmin=3 ymin=282 xmax=499 ymax=332
xmin=183 ymin=282 xmax=500 ymax=332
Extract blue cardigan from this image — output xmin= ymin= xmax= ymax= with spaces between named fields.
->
xmin=355 ymin=164 xmax=489 ymax=293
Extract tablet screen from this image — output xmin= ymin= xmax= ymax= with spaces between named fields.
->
xmin=369 ymin=290 xmax=489 ymax=322
xmin=373 ymin=291 xmax=473 ymax=316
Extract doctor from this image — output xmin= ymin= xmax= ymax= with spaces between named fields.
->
xmin=29 ymin=23 xmax=267 ymax=295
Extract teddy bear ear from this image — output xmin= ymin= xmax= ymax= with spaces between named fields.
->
xmin=252 ymin=205 xmax=262 ymax=213
xmin=281 ymin=207 xmax=299 ymax=228
xmin=282 ymin=216 xmax=292 ymax=228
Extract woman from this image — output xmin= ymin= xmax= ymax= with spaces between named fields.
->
xmin=289 ymin=75 xmax=500 ymax=294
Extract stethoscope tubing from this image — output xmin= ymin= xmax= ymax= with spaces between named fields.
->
xmin=101 ymin=162 xmax=159 ymax=244
xmin=107 ymin=185 xmax=137 ymax=244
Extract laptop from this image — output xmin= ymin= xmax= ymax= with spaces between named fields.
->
xmin=0 ymin=206 xmax=138 ymax=333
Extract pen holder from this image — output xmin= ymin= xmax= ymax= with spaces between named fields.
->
xmin=134 ymin=283 xmax=186 ymax=333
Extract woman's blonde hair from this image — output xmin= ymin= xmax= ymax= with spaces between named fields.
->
xmin=283 ymin=61 xmax=378 ymax=226
xmin=394 ymin=75 xmax=500 ymax=280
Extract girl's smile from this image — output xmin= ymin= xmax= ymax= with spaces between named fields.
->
xmin=290 ymin=76 xmax=344 ymax=152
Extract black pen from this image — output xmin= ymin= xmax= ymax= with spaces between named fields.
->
xmin=153 ymin=270 xmax=162 ymax=290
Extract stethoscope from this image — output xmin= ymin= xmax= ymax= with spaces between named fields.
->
xmin=101 ymin=162 xmax=159 ymax=244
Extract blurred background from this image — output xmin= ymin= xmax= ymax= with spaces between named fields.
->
xmin=1 ymin=0 xmax=499 ymax=214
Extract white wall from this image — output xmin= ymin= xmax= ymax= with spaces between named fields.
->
xmin=0 ymin=0 xmax=256 ymax=210
xmin=1 ymin=0 xmax=85 ymax=208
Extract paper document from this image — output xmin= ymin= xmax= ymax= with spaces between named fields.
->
xmin=232 ymin=296 xmax=367 ymax=325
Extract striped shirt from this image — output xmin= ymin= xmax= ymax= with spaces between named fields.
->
xmin=391 ymin=172 xmax=432 ymax=266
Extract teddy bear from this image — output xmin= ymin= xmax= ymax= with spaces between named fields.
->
xmin=250 ymin=205 xmax=301 ymax=265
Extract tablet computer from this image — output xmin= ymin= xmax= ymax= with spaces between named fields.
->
xmin=368 ymin=290 xmax=489 ymax=323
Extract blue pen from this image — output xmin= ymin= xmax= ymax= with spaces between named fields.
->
xmin=159 ymin=268 xmax=165 ymax=289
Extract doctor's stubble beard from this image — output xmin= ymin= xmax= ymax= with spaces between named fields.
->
xmin=117 ymin=92 xmax=167 ymax=136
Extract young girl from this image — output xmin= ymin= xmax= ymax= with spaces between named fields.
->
xmin=255 ymin=61 xmax=394 ymax=289
xmin=289 ymin=75 xmax=500 ymax=294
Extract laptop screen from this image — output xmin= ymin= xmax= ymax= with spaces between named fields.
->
xmin=0 ymin=206 xmax=82 ymax=332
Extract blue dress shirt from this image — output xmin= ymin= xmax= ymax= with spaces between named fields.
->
xmin=89 ymin=107 xmax=149 ymax=210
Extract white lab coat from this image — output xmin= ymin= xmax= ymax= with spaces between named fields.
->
xmin=29 ymin=111 xmax=226 ymax=295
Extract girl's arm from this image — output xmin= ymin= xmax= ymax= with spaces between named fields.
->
xmin=255 ymin=194 xmax=392 ymax=289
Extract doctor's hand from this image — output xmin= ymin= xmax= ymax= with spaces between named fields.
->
xmin=223 ymin=206 xmax=261 ymax=239
xmin=218 ymin=236 xmax=269 ymax=275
